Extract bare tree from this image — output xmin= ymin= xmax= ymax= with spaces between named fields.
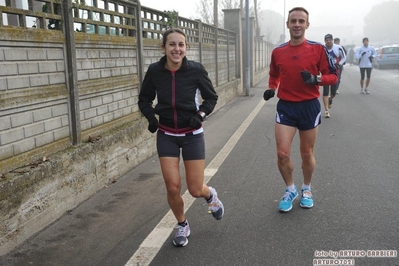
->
xmin=258 ymin=9 xmax=283 ymax=44
xmin=253 ymin=0 xmax=259 ymax=37
xmin=195 ymin=0 xmax=241 ymax=26
xmin=196 ymin=0 xmax=214 ymax=24
xmin=221 ymin=0 xmax=240 ymax=9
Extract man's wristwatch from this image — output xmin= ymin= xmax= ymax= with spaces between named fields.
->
xmin=316 ymin=75 xmax=322 ymax=83
xmin=197 ymin=111 xmax=206 ymax=120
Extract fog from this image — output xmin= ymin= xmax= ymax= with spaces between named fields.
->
xmin=302 ymin=0 xmax=390 ymax=45
xmin=140 ymin=0 xmax=395 ymax=47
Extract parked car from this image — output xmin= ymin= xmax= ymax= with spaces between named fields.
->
xmin=372 ymin=45 xmax=399 ymax=69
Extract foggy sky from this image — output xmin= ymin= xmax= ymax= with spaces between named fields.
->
xmin=140 ymin=0 xmax=393 ymax=46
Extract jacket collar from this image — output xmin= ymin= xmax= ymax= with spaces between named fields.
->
xmin=158 ymin=55 xmax=189 ymax=70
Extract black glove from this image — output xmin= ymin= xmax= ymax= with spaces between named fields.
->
xmin=369 ymin=56 xmax=373 ymax=62
xmin=147 ymin=118 xmax=158 ymax=133
xmin=361 ymin=52 xmax=366 ymax=56
xmin=263 ymin=89 xmax=275 ymax=101
xmin=300 ymin=70 xmax=318 ymax=85
xmin=189 ymin=113 xmax=203 ymax=129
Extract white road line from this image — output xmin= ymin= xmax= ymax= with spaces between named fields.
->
xmin=125 ymin=99 xmax=265 ymax=266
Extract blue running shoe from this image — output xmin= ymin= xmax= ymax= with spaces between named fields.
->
xmin=173 ymin=221 xmax=191 ymax=247
xmin=300 ymin=188 xmax=314 ymax=208
xmin=278 ymin=187 xmax=298 ymax=212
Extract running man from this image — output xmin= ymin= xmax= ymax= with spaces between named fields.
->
xmin=263 ymin=7 xmax=337 ymax=212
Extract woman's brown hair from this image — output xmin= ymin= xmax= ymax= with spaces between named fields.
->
xmin=161 ymin=28 xmax=189 ymax=48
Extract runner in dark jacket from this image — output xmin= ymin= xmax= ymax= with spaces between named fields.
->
xmin=138 ymin=28 xmax=224 ymax=248
xmin=139 ymin=55 xmax=218 ymax=134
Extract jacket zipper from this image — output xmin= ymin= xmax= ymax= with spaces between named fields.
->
xmin=171 ymin=71 xmax=178 ymax=133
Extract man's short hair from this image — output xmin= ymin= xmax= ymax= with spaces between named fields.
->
xmin=288 ymin=7 xmax=309 ymax=21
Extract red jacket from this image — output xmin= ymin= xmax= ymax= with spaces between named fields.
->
xmin=269 ymin=39 xmax=338 ymax=102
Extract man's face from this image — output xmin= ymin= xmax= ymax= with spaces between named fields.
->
xmin=286 ymin=10 xmax=309 ymax=40
xmin=325 ymin=38 xmax=333 ymax=48
xmin=363 ymin=39 xmax=369 ymax=47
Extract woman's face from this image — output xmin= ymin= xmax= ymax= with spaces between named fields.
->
xmin=163 ymin=32 xmax=187 ymax=66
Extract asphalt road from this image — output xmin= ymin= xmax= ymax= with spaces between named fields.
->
xmin=1 ymin=65 xmax=398 ymax=266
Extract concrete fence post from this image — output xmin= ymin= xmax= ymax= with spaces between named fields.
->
xmin=136 ymin=1 xmax=144 ymax=91
xmin=214 ymin=25 xmax=219 ymax=87
xmin=197 ymin=20 xmax=203 ymax=64
xmin=62 ymin=0 xmax=81 ymax=145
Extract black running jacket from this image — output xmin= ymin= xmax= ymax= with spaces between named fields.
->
xmin=138 ymin=56 xmax=218 ymax=134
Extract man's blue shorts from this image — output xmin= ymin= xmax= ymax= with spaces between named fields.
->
xmin=275 ymin=98 xmax=321 ymax=130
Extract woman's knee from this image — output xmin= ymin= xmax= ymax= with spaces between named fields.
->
xmin=187 ymin=184 xmax=206 ymax=198
xmin=165 ymin=182 xmax=181 ymax=196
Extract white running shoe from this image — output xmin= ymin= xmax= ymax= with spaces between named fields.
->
xmin=325 ymin=111 xmax=330 ymax=118
xmin=173 ymin=221 xmax=191 ymax=247
xmin=207 ymin=187 xmax=224 ymax=220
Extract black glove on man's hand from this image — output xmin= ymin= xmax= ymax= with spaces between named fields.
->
xmin=148 ymin=118 xmax=158 ymax=133
xmin=361 ymin=51 xmax=366 ymax=56
xmin=300 ymin=70 xmax=318 ymax=85
xmin=263 ymin=89 xmax=275 ymax=101
xmin=189 ymin=113 xmax=203 ymax=129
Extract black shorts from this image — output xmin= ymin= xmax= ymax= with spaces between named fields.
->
xmin=156 ymin=131 xmax=205 ymax=160
xmin=360 ymin=68 xmax=372 ymax=80
xmin=276 ymin=98 xmax=321 ymax=130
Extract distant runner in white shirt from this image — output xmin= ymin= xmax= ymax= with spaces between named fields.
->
xmin=322 ymin=34 xmax=346 ymax=118
xmin=333 ymin=37 xmax=347 ymax=94
xmin=354 ymin=37 xmax=377 ymax=94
